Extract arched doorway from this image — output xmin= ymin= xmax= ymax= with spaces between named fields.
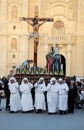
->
xmin=60 ymin=54 xmax=66 ymax=75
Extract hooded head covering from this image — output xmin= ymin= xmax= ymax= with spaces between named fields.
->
xmin=50 ymin=77 xmax=56 ymax=84
xmin=58 ymin=78 xmax=63 ymax=81
xmin=21 ymin=77 xmax=28 ymax=84
xmin=39 ymin=77 xmax=44 ymax=82
xmin=9 ymin=77 xmax=17 ymax=83
xmin=50 ymin=77 xmax=56 ymax=82
xmin=8 ymin=77 xmax=18 ymax=86
xmin=58 ymin=78 xmax=63 ymax=84
xmin=38 ymin=77 xmax=45 ymax=85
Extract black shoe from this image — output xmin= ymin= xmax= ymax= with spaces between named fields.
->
xmin=27 ymin=110 xmax=34 ymax=113
xmin=78 ymin=106 xmax=82 ymax=109
xmin=22 ymin=111 xmax=27 ymax=113
xmin=48 ymin=113 xmax=52 ymax=115
xmin=36 ymin=109 xmax=42 ymax=113
xmin=64 ymin=111 xmax=67 ymax=115
xmin=10 ymin=111 xmax=14 ymax=113
xmin=49 ymin=112 xmax=57 ymax=115
xmin=59 ymin=110 xmax=63 ymax=115
xmin=6 ymin=107 xmax=10 ymax=111
xmin=71 ymin=111 xmax=74 ymax=114
xmin=68 ymin=110 xmax=70 ymax=113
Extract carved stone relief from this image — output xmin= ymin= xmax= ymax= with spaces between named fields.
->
xmin=11 ymin=6 xmax=18 ymax=22
xmin=11 ymin=38 xmax=17 ymax=50
xmin=45 ymin=0 xmax=76 ymax=19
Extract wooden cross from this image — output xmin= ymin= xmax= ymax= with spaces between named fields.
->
xmin=20 ymin=6 xmax=54 ymax=41
xmin=20 ymin=6 xmax=54 ymax=66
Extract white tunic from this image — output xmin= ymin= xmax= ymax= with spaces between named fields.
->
xmin=47 ymin=83 xmax=59 ymax=113
xmin=9 ymin=82 xmax=21 ymax=112
xmin=58 ymin=83 xmax=69 ymax=111
xmin=20 ymin=82 xmax=34 ymax=111
xmin=34 ymin=82 xmax=46 ymax=110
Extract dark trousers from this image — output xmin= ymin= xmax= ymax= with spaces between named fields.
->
xmin=68 ymin=99 xmax=75 ymax=113
xmin=6 ymin=95 xmax=10 ymax=111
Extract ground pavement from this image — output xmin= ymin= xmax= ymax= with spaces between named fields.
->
xmin=0 ymin=99 xmax=84 ymax=130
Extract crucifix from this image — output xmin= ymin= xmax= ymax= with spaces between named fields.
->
xmin=20 ymin=6 xmax=54 ymax=66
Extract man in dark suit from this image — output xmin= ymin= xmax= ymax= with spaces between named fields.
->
xmin=1 ymin=77 xmax=10 ymax=111
xmin=68 ymin=80 xmax=78 ymax=113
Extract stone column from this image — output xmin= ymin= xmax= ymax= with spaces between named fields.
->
xmin=75 ymin=36 xmax=84 ymax=77
xmin=0 ymin=36 xmax=7 ymax=76
xmin=20 ymin=0 xmax=29 ymax=63
xmin=0 ymin=1 xmax=8 ymax=76
xmin=21 ymin=35 xmax=29 ymax=61
xmin=21 ymin=0 xmax=28 ymax=33
xmin=66 ymin=44 xmax=72 ymax=76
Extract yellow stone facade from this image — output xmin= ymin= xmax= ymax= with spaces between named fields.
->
xmin=0 ymin=0 xmax=84 ymax=78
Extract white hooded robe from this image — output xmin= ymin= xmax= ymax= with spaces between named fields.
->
xmin=20 ymin=78 xmax=34 ymax=111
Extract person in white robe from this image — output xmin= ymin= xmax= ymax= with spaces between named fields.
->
xmin=47 ymin=77 xmax=59 ymax=114
xmin=20 ymin=78 xmax=34 ymax=113
xmin=58 ymin=78 xmax=69 ymax=115
xmin=8 ymin=77 xmax=21 ymax=113
xmin=34 ymin=77 xmax=46 ymax=113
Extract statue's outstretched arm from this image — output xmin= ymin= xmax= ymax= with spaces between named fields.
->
xmin=19 ymin=17 xmax=33 ymax=26
xmin=27 ymin=21 xmax=33 ymax=26
xmin=39 ymin=20 xmax=47 ymax=27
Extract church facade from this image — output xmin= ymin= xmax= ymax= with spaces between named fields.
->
xmin=0 ymin=0 xmax=84 ymax=78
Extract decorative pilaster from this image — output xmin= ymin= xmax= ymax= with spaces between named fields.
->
xmin=66 ymin=44 xmax=72 ymax=76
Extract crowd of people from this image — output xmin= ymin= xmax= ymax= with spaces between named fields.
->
xmin=0 ymin=76 xmax=84 ymax=115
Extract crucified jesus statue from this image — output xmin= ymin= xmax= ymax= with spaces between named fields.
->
xmin=20 ymin=6 xmax=54 ymax=65
xmin=20 ymin=17 xmax=48 ymax=39
xmin=20 ymin=17 xmax=54 ymax=41
xmin=20 ymin=5 xmax=54 ymax=41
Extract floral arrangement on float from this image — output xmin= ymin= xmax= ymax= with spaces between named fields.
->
xmin=16 ymin=68 xmax=20 ymax=74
